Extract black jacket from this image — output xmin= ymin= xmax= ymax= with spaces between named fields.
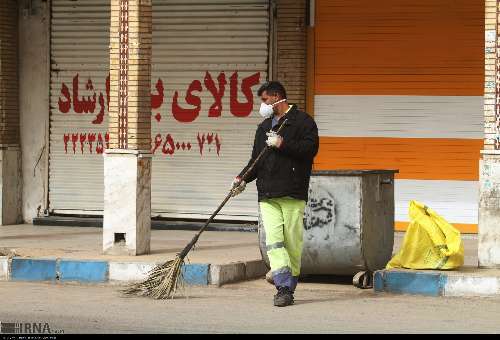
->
xmin=238 ymin=104 xmax=319 ymax=202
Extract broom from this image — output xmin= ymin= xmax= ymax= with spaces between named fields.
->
xmin=122 ymin=119 xmax=288 ymax=299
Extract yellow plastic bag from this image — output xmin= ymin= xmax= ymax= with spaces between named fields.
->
xmin=386 ymin=200 xmax=464 ymax=270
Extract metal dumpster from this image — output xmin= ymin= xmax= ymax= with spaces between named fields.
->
xmin=258 ymin=170 xmax=397 ymax=288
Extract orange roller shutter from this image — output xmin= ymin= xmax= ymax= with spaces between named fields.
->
xmin=315 ymin=0 xmax=484 ymax=96
xmin=315 ymin=136 xmax=483 ymax=181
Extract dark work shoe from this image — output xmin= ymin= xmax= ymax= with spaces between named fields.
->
xmin=274 ymin=286 xmax=294 ymax=307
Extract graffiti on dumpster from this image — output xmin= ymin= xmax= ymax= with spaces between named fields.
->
xmin=56 ymin=71 xmax=261 ymax=157
xmin=304 ymin=185 xmax=336 ymax=241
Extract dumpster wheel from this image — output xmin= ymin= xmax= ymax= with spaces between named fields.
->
xmin=353 ymin=271 xmax=373 ymax=289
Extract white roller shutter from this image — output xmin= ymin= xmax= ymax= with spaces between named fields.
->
xmin=49 ymin=0 xmax=270 ymax=220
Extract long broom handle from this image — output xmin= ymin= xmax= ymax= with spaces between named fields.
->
xmin=178 ymin=119 xmax=289 ymax=259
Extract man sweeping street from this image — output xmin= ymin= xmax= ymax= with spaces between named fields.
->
xmin=231 ymin=81 xmax=319 ymax=307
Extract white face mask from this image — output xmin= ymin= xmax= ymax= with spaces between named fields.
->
xmin=258 ymin=99 xmax=287 ymax=118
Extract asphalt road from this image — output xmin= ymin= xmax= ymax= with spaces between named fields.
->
xmin=1 ymin=279 xmax=499 ymax=334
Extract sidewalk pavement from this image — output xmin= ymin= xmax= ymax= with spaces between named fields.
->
xmin=0 ymin=224 xmax=478 ymax=263
xmin=2 ymin=224 xmax=494 ymax=298
xmin=0 ymin=224 xmax=261 ymax=263
xmin=0 ymin=224 xmax=267 ymax=286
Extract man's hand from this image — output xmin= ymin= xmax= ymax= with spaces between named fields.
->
xmin=266 ymin=131 xmax=283 ymax=148
xmin=230 ymin=177 xmax=246 ymax=197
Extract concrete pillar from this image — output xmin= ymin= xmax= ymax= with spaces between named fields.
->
xmin=103 ymin=0 xmax=152 ymax=255
xmin=479 ymin=0 xmax=500 ymax=267
xmin=0 ymin=0 xmax=22 ymax=225
xmin=479 ymin=153 xmax=500 ymax=266
xmin=19 ymin=0 xmax=50 ymax=223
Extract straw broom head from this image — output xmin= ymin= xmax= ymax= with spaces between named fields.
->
xmin=121 ymin=255 xmax=185 ymax=299
xmin=122 ymin=233 xmax=201 ymax=300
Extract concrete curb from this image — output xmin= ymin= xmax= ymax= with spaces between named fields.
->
xmin=374 ymin=269 xmax=500 ymax=297
xmin=0 ymin=257 xmax=9 ymax=281
xmin=0 ymin=256 xmax=266 ymax=287
xmin=209 ymin=260 xmax=268 ymax=286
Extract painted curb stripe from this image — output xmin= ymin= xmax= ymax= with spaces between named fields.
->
xmin=59 ymin=260 xmax=108 ymax=283
xmin=444 ymin=276 xmax=500 ymax=296
xmin=5 ymin=259 xmax=213 ymax=286
xmin=374 ymin=270 xmax=447 ymax=296
xmin=108 ymin=262 xmax=157 ymax=282
xmin=374 ymin=270 xmax=500 ymax=297
xmin=0 ymin=257 xmax=9 ymax=281
xmin=181 ymin=264 xmax=210 ymax=286
xmin=11 ymin=258 xmax=57 ymax=282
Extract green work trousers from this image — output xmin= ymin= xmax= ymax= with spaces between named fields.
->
xmin=260 ymin=196 xmax=306 ymax=290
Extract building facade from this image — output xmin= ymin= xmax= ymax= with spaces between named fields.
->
xmin=0 ymin=0 xmax=497 ymax=239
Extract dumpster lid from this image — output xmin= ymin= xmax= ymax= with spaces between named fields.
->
xmin=312 ymin=169 xmax=399 ymax=176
